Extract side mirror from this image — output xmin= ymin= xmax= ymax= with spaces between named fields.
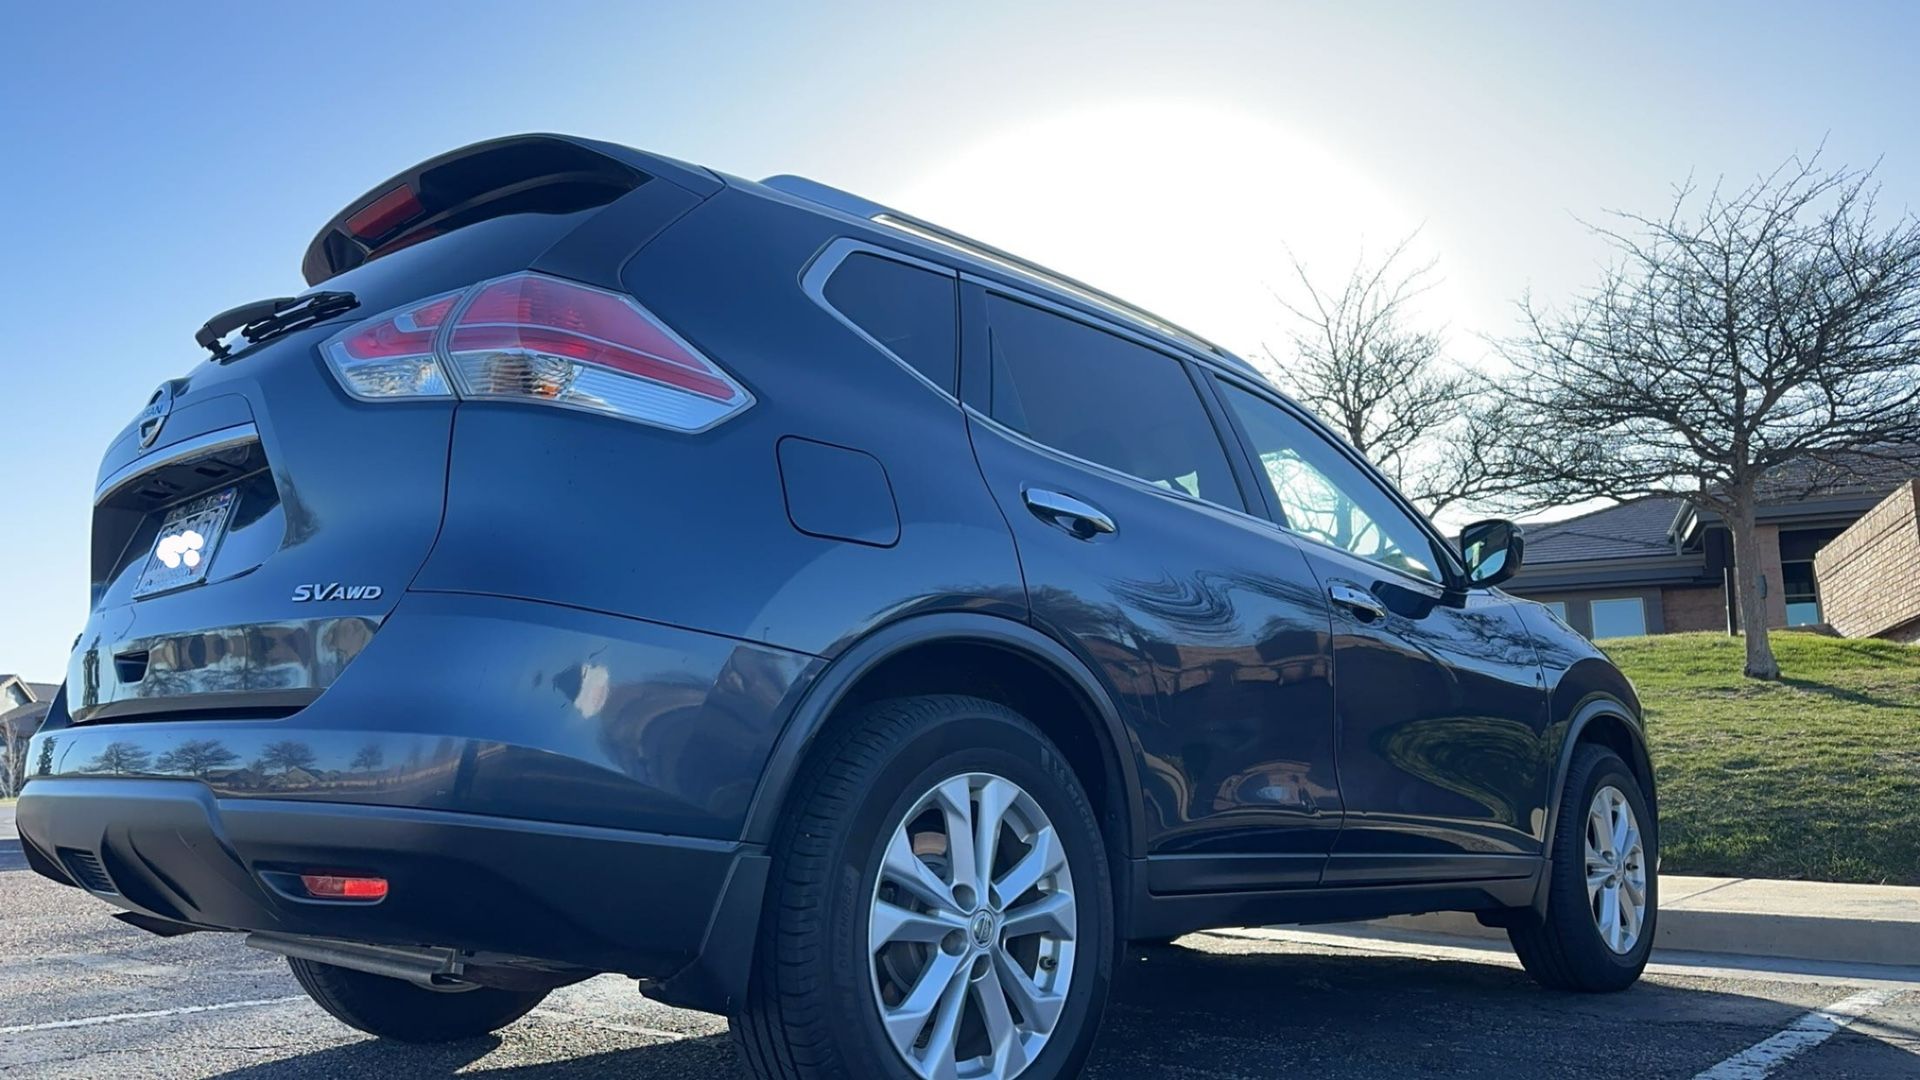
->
xmin=1459 ymin=519 xmax=1524 ymax=589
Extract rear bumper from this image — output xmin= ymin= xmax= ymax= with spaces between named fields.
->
xmin=16 ymin=778 xmax=767 ymax=1010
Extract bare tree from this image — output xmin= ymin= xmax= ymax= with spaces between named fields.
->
xmin=1498 ymin=153 xmax=1920 ymax=679
xmin=1266 ymin=234 xmax=1522 ymax=518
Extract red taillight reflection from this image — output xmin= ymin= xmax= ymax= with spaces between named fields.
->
xmin=300 ymin=874 xmax=389 ymax=900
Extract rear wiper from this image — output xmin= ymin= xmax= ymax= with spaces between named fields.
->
xmin=196 ymin=290 xmax=359 ymax=360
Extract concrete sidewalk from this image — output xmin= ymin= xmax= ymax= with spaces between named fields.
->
xmin=1366 ymin=874 xmax=1920 ymax=967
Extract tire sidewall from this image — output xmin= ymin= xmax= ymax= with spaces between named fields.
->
xmin=818 ymin=706 xmax=1114 ymax=1080
xmin=1557 ymin=749 xmax=1658 ymax=977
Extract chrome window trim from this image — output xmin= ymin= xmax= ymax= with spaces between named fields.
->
xmin=962 ymin=271 xmax=1209 ymax=369
xmin=95 ymin=422 xmax=261 ymax=506
xmin=964 ymin=404 xmax=1277 ymax=532
xmin=874 ymin=212 xmax=1222 ymax=358
xmin=799 ymin=237 xmax=963 ymax=405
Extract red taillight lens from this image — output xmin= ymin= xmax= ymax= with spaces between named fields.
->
xmin=318 ymin=272 xmax=751 ymax=431
xmin=299 ymin=874 xmax=389 ymax=901
xmin=322 ymin=290 xmax=461 ymax=400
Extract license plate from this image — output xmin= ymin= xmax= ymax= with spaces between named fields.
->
xmin=133 ymin=488 xmax=237 ymax=598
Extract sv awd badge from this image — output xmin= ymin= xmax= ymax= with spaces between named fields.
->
xmin=292 ymin=583 xmax=385 ymax=602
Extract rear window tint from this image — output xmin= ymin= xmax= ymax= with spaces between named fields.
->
xmin=985 ymin=295 xmax=1243 ymax=511
xmin=823 ymin=253 xmax=958 ymax=393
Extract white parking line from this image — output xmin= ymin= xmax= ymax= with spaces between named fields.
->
xmin=0 ymin=995 xmax=304 ymax=1036
xmin=1690 ymin=988 xmax=1900 ymax=1079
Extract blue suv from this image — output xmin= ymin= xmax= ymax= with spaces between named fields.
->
xmin=18 ymin=134 xmax=1657 ymax=1080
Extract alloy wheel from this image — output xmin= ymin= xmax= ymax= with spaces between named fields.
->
xmin=867 ymin=772 xmax=1077 ymax=1080
xmin=1583 ymin=784 xmax=1648 ymax=954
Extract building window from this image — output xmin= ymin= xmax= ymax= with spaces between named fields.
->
xmin=1590 ymin=597 xmax=1648 ymax=638
xmin=1782 ymin=560 xmax=1821 ymax=626
xmin=1543 ymin=600 xmax=1569 ymax=623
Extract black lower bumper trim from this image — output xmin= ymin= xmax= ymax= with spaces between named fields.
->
xmin=16 ymin=779 xmax=766 ymax=994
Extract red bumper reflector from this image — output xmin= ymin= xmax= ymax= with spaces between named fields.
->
xmin=300 ymin=874 xmax=389 ymax=900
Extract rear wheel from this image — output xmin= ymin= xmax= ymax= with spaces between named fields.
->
xmin=732 ymin=695 xmax=1114 ymax=1080
xmin=1508 ymin=745 xmax=1657 ymax=992
xmin=287 ymin=957 xmax=547 ymax=1042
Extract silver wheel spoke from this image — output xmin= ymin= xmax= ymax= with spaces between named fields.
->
xmin=973 ymin=778 xmax=1019 ymax=894
xmin=975 ymin=965 xmax=1029 ymax=1075
xmin=933 ymin=776 xmax=982 ymax=900
xmin=993 ymin=826 xmax=1064 ymax=909
xmin=1610 ymin=800 xmax=1632 ymax=859
xmin=993 ymin=945 xmax=1067 ymax=1033
xmin=1002 ymin=890 xmax=1076 ymax=941
xmin=917 ymin=955 xmax=973 ymax=1080
xmin=883 ymin=949 xmax=969 ymax=1064
xmin=1599 ymin=885 xmax=1622 ymax=950
xmin=873 ymin=898 xmax=970 ymax=949
xmin=885 ymin=829 xmax=962 ymax=914
xmin=1584 ymin=854 xmax=1611 ymax=898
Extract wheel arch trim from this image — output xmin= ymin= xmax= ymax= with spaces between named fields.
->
xmin=1531 ymin=692 xmax=1654 ymax=915
xmin=738 ymin=611 xmax=1148 ymax=859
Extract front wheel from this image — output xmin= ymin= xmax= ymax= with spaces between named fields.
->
xmin=732 ymin=695 xmax=1114 ymax=1080
xmin=1508 ymin=744 xmax=1658 ymax=992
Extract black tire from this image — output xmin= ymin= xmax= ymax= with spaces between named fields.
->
xmin=1508 ymin=744 xmax=1658 ymax=992
xmin=287 ymin=957 xmax=547 ymax=1042
xmin=731 ymin=695 xmax=1115 ymax=1080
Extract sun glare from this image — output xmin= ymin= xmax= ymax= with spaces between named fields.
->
xmin=894 ymin=101 xmax=1467 ymax=367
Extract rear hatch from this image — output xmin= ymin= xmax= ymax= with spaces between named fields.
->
xmin=66 ymin=135 xmax=714 ymax=723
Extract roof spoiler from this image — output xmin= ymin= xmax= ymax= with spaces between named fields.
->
xmin=301 ymin=134 xmax=719 ymax=285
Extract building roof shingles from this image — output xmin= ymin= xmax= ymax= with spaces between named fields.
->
xmin=1521 ymin=497 xmax=1689 ymax=566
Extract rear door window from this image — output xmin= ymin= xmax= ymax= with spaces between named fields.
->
xmin=984 ymin=294 xmax=1242 ymax=511
xmin=822 ymin=252 xmax=958 ymax=393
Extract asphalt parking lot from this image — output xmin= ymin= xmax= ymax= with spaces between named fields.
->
xmin=4 ymin=805 xmax=1917 ymax=1078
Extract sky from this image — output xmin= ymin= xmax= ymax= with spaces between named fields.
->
xmin=3 ymin=1 xmax=1917 ymax=680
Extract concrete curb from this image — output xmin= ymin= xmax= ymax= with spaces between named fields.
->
xmin=1363 ymin=874 xmax=1920 ymax=967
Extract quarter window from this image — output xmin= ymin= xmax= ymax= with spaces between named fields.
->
xmin=1216 ymin=382 xmax=1443 ymax=583
xmin=985 ymin=295 xmax=1242 ymax=511
xmin=822 ymin=252 xmax=958 ymax=393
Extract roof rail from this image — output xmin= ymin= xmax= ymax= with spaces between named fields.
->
xmin=760 ymin=174 xmax=1249 ymax=370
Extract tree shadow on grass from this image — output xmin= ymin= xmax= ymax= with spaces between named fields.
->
xmin=1778 ymin=677 xmax=1917 ymax=711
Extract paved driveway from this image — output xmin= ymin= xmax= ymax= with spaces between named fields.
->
xmin=2 ymin=845 xmax=1916 ymax=1078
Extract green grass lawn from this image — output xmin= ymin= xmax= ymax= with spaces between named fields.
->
xmin=1603 ymin=632 xmax=1920 ymax=885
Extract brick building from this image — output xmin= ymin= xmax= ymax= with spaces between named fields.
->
xmin=1505 ymin=474 xmax=1915 ymax=640
xmin=1814 ymin=481 xmax=1920 ymax=643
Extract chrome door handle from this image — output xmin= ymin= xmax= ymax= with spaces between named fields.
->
xmin=1328 ymin=583 xmax=1387 ymax=622
xmin=1023 ymin=488 xmax=1116 ymax=539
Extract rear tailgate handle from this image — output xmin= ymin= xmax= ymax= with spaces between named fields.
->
xmin=1023 ymin=488 xmax=1116 ymax=540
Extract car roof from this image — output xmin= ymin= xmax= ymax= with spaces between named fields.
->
xmin=737 ymin=173 xmax=1267 ymax=382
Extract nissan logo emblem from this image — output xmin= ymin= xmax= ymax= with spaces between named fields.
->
xmin=137 ymin=383 xmax=174 ymax=449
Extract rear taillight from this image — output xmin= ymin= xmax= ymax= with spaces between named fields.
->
xmin=320 ymin=272 xmax=752 ymax=432
xmin=324 ymin=290 xmax=461 ymax=400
